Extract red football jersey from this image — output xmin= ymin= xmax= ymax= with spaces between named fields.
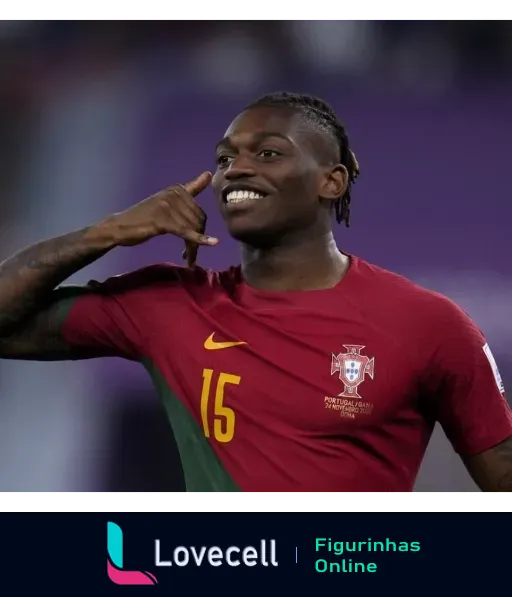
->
xmin=61 ymin=254 xmax=512 ymax=491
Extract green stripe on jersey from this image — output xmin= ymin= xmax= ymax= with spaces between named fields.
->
xmin=142 ymin=358 xmax=240 ymax=492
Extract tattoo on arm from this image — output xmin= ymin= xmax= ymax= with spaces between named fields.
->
xmin=0 ymin=226 xmax=116 ymax=359
xmin=0 ymin=229 xmax=101 ymax=333
xmin=464 ymin=436 xmax=512 ymax=492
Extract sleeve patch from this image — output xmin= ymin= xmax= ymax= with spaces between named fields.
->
xmin=482 ymin=342 xmax=505 ymax=394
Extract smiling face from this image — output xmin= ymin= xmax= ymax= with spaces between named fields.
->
xmin=212 ymin=105 xmax=347 ymax=246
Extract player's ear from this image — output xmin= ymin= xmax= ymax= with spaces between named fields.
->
xmin=318 ymin=165 xmax=348 ymax=202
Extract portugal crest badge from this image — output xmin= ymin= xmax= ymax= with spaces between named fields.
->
xmin=331 ymin=345 xmax=375 ymax=399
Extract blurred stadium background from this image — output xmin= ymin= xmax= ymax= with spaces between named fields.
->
xmin=0 ymin=20 xmax=510 ymax=491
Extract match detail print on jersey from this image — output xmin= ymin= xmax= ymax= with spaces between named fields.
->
xmin=327 ymin=345 xmax=376 ymax=420
xmin=482 ymin=343 xmax=505 ymax=394
xmin=203 ymin=333 xmax=247 ymax=350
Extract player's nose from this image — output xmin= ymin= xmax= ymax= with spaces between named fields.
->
xmin=224 ymin=155 xmax=257 ymax=180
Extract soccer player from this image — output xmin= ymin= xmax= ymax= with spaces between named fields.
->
xmin=0 ymin=92 xmax=511 ymax=491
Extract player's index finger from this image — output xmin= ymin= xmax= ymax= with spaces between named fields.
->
xmin=182 ymin=171 xmax=212 ymax=197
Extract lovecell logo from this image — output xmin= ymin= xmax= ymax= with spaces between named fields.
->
xmin=107 ymin=522 xmax=158 ymax=585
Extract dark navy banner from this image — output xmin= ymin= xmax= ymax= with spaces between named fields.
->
xmin=0 ymin=513 xmax=509 ymax=596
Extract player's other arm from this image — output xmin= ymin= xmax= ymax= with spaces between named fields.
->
xmin=462 ymin=437 xmax=512 ymax=492
xmin=0 ymin=173 xmax=216 ymax=361
xmin=424 ymin=298 xmax=512 ymax=492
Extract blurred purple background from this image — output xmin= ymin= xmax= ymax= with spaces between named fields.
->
xmin=0 ymin=21 xmax=510 ymax=491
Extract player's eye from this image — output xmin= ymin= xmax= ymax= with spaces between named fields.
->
xmin=259 ymin=149 xmax=280 ymax=159
xmin=216 ymin=155 xmax=234 ymax=167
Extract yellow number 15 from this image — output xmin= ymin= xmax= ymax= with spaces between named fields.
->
xmin=200 ymin=368 xmax=241 ymax=443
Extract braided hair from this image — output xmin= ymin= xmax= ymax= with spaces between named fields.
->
xmin=244 ymin=92 xmax=360 ymax=227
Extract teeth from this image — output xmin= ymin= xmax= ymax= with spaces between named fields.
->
xmin=226 ymin=190 xmax=264 ymax=203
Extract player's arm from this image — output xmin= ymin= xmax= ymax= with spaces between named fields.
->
xmin=0 ymin=173 xmax=215 ymax=361
xmin=0 ymin=227 xmax=117 ymax=360
xmin=0 ymin=284 xmax=117 ymax=360
xmin=462 ymin=437 xmax=512 ymax=492
xmin=424 ymin=298 xmax=512 ymax=492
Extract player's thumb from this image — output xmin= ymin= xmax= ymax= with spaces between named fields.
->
xmin=183 ymin=171 xmax=212 ymax=197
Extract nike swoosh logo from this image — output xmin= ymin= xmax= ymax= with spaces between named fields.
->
xmin=204 ymin=333 xmax=247 ymax=350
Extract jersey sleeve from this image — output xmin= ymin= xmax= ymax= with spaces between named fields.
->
xmin=60 ymin=263 xmax=186 ymax=360
xmin=424 ymin=298 xmax=512 ymax=456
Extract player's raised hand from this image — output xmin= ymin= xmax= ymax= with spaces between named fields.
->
xmin=106 ymin=172 xmax=218 ymax=262
xmin=180 ymin=172 xmax=212 ymax=268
